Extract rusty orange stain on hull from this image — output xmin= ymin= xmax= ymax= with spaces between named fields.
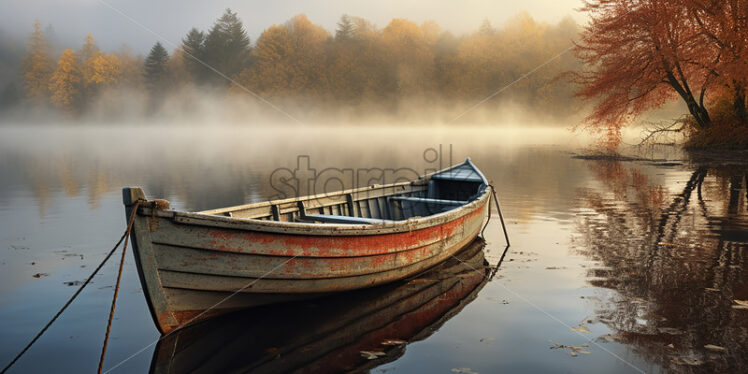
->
xmin=206 ymin=203 xmax=485 ymax=258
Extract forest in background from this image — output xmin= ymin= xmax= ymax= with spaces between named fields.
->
xmin=0 ymin=10 xmax=582 ymax=124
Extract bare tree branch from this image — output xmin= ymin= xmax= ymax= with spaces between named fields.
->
xmin=637 ymin=117 xmax=690 ymax=146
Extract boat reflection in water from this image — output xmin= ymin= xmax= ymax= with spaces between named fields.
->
xmin=150 ymin=238 xmax=490 ymax=374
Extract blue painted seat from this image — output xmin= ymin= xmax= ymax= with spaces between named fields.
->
xmin=299 ymin=214 xmax=391 ymax=225
xmin=389 ymin=197 xmax=468 ymax=206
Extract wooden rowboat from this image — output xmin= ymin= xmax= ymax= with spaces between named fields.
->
xmin=123 ymin=158 xmax=491 ymax=333
xmin=150 ymin=238 xmax=490 ymax=373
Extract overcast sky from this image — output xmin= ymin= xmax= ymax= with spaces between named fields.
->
xmin=2 ymin=0 xmax=586 ymax=54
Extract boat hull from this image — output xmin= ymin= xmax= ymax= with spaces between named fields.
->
xmin=150 ymin=238 xmax=490 ymax=373
xmin=126 ymin=191 xmax=489 ymax=333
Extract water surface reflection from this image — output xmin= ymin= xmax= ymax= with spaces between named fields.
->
xmin=575 ymin=160 xmax=748 ymax=372
xmin=2 ymin=125 xmax=747 ymax=373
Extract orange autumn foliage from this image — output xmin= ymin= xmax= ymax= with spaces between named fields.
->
xmin=575 ymin=0 xmax=748 ymax=149
xmin=49 ymin=49 xmax=82 ymax=114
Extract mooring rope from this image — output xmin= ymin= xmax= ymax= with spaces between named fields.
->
xmin=1 ymin=201 xmax=141 ymax=374
xmin=480 ymin=183 xmax=510 ymax=246
xmin=97 ymin=200 xmax=140 ymax=373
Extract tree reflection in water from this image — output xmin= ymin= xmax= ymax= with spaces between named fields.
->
xmin=575 ymin=160 xmax=747 ymax=372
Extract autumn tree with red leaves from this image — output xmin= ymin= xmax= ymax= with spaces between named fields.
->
xmin=688 ymin=0 xmax=748 ymax=123
xmin=575 ymin=0 xmax=748 ymax=148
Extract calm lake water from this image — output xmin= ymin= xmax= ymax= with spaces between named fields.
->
xmin=0 ymin=125 xmax=746 ymax=373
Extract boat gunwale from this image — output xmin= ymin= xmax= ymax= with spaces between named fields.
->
xmin=200 ymin=179 xmax=424 ymax=216
xmin=142 ymin=191 xmax=487 ymax=236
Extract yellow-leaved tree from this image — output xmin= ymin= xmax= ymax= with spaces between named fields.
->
xmin=380 ymin=19 xmax=436 ymax=98
xmin=234 ymin=15 xmax=328 ymax=98
xmin=234 ymin=25 xmax=292 ymax=96
xmin=88 ymin=53 xmax=122 ymax=87
xmin=49 ymin=49 xmax=82 ymax=114
xmin=165 ymin=47 xmax=191 ymax=89
xmin=79 ymin=34 xmax=101 ymax=96
xmin=442 ymin=24 xmax=506 ymax=99
xmin=285 ymin=15 xmax=329 ymax=95
xmin=21 ymin=20 xmax=55 ymax=101
xmin=326 ymin=15 xmax=384 ymax=104
xmin=115 ymin=45 xmax=144 ymax=88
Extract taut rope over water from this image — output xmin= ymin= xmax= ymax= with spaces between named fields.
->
xmin=481 ymin=183 xmax=511 ymax=246
xmin=1 ymin=201 xmax=142 ymax=374
xmin=98 ymin=200 xmax=141 ymax=373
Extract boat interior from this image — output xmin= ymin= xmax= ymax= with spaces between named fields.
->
xmin=201 ymin=160 xmax=488 ymax=225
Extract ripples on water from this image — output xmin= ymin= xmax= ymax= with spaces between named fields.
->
xmin=0 ymin=125 xmax=745 ymax=373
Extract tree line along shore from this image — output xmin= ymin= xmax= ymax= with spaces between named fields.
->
xmin=6 ymin=2 xmax=748 ymax=149
xmin=12 ymin=10 xmax=580 ymax=121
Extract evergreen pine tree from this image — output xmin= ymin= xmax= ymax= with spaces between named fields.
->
xmin=335 ymin=15 xmax=355 ymax=41
xmin=203 ymin=9 xmax=251 ymax=85
xmin=181 ymin=28 xmax=206 ymax=83
xmin=21 ymin=20 xmax=55 ymax=101
xmin=478 ymin=19 xmax=494 ymax=35
xmin=143 ymin=42 xmax=169 ymax=94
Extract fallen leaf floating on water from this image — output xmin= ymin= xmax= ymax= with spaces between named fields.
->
xmin=451 ymin=368 xmax=478 ymax=374
xmin=32 ymin=273 xmax=49 ymax=278
xmin=360 ymin=351 xmax=386 ymax=360
xmin=704 ymin=344 xmax=727 ymax=353
xmin=571 ymin=324 xmax=591 ymax=333
xmin=568 ymin=349 xmax=591 ymax=357
xmin=549 ymin=341 xmax=591 ymax=357
xmin=380 ymin=339 xmax=406 ymax=346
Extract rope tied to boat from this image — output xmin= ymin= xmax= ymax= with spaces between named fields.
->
xmin=1 ymin=200 xmax=142 ymax=374
xmin=97 ymin=199 xmax=142 ymax=373
xmin=481 ymin=183 xmax=510 ymax=247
